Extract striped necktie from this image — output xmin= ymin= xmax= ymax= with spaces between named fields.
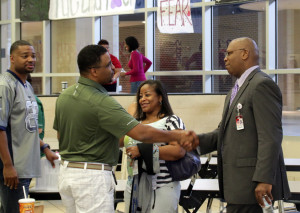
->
xmin=230 ymin=82 xmax=239 ymax=106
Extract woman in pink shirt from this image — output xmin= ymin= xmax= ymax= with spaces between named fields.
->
xmin=121 ymin=36 xmax=152 ymax=93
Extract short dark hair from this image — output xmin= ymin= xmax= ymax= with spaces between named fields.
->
xmin=125 ymin=36 xmax=139 ymax=52
xmin=135 ymin=80 xmax=173 ymax=121
xmin=77 ymin=45 xmax=107 ymax=75
xmin=98 ymin=39 xmax=109 ymax=46
xmin=10 ymin=40 xmax=32 ymax=54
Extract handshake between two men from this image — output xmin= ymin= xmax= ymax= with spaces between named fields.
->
xmin=173 ymin=129 xmax=199 ymax=151
xmin=125 ymin=123 xmax=199 ymax=151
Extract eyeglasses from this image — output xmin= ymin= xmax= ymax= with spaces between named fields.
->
xmin=88 ymin=62 xmax=112 ymax=70
xmin=225 ymin=48 xmax=247 ymax=57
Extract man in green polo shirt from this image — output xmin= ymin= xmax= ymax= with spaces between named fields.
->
xmin=53 ymin=44 xmax=197 ymax=213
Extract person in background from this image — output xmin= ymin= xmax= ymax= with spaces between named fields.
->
xmin=26 ymin=74 xmax=47 ymax=213
xmin=27 ymin=74 xmax=45 ymax=141
xmin=98 ymin=39 xmax=122 ymax=92
xmin=185 ymin=42 xmax=202 ymax=70
xmin=120 ymin=80 xmax=186 ymax=213
xmin=0 ymin=40 xmax=58 ymax=213
xmin=53 ymin=44 xmax=197 ymax=213
xmin=27 ymin=74 xmax=46 ymax=159
xmin=120 ymin=36 xmax=152 ymax=93
xmin=189 ymin=37 xmax=290 ymax=213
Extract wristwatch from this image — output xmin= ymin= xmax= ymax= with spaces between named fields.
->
xmin=41 ymin=143 xmax=50 ymax=152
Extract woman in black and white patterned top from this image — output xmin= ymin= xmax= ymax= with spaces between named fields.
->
xmin=122 ymin=80 xmax=186 ymax=213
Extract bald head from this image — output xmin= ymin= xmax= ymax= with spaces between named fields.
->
xmin=231 ymin=37 xmax=259 ymax=64
xmin=224 ymin=37 xmax=259 ymax=78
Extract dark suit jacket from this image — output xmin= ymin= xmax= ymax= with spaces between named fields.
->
xmin=198 ymin=68 xmax=290 ymax=204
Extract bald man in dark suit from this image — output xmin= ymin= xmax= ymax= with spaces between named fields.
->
xmin=192 ymin=37 xmax=290 ymax=213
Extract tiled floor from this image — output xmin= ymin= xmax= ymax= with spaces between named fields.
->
xmin=42 ymin=199 xmax=221 ymax=213
xmin=40 ymin=200 xmax=65 ymax=213
xmin=41 ymin=199 xmax=298 ymax=213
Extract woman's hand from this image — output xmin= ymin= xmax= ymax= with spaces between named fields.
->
xmin=126 ymin=146 xmax=141 ymax=159
xmin=159 ymin=141 xmax=186 ymax=161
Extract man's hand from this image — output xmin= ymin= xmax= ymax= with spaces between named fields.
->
xmin=255 ymin=182 xmax=273 ymax=207
xmin=44 ymin=149 xmax=59 ymax=168
xmin=179 ymin=130 xmax=199 ymax=151
xmin=3 ymin=165 xmax=19 ymax=190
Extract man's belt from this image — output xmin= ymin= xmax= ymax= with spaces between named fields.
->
xmin=60 ymin=160 xmax=112 ymax=171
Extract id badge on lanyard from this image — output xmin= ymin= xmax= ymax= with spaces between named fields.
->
xmin=235 ymin=103 xmax=244 ymax=130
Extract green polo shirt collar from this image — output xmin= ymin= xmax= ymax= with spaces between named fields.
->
xmin=78 ymin=76 xmax=107 ymax=93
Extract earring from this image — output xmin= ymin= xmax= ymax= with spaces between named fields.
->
xmin=159 ymin=101 xmax=162 ymax=105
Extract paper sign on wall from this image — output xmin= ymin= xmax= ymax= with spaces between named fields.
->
xmin=215 ymin=0 xmax=263 ymax=5
xmin=49 ymin=0 xmax=136 ymax=20
xmin=157 ymin=0 xmax=194 ymax=34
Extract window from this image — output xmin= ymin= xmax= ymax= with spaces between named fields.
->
xmin=1 ymin=0 xmax=296 ymax=99
xmin=51 ymin=18 xmax=93 ymax=93
xmin=278 ymin=0 xmax=300 ymax=69
xmin=51 ymin=18 xmax=93 ymax=74
xmin=30 ymin=77 xmax=42 ymax=95
xmin=278 ymin=74 xmax=300 ymax=136
xmin=154 ymin=0 xmax=202 ymax=7
xmin=1 ymin=24 xmax=11 ymax=73
xmin=21 ymin=22 xmax=43 ymax=73
xmin=1 ymin=0 xmax=11 ymax=20
xmin=212 ymin=2 xmax=266 ymax=92
xmin=277 ymin=0 xmax=300 ymax=137
xmin=21 ymin=22 xmax=44 ymax=94
xmin=154 ymin=7 xmax=203 ymax=93
xmin=50 ymin=77 xmax=78 ymax=94
xmin=118 ymin=13 xmax=145 ymax=93
xmin=155 ymin=8 xmax=202 ymax=72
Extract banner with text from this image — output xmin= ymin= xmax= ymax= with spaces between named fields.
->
xmin=157 ymin=0 xmax=194 ymax=34
xmin=49 ymin=0 xmax=136 ymax=20
xmin=215 ymin=0 xmax=263 ymax=5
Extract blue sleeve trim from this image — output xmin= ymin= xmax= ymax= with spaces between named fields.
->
xmin=0 ymin=126 xmax=7 ymax=131
xmin=7 ymin=70 xmax=26 ymax=87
